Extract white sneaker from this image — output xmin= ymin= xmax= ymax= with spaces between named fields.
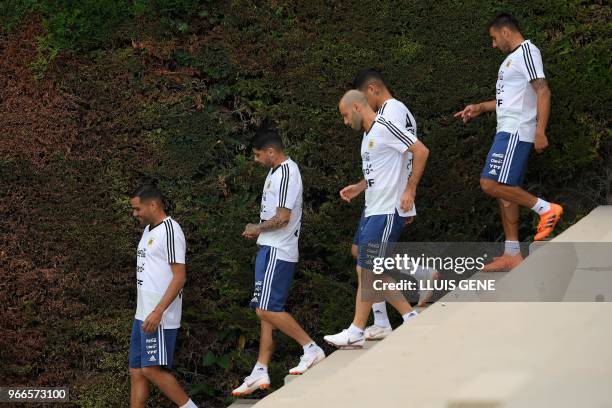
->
xmin=231 ymin=373 xmax=270 ymax=397
xmin=288 ymin=347 xmax=325 ymax=375
xmin=364 ymin=324 xmax=392 ymax=340
xmin=417 ymin=269 xmax=440 ymax=307
xmin=324 ymin=329 xmax=365 ymax=349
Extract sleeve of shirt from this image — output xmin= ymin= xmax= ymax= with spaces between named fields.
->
xmin=165 ymin=221 xmax=186 ymax=264
xmin=377 ymin=117 xmax=418 ymax=154
xmin=520 ymin=43 xmax=545 ymax=81
xmin=278 ymin=164 xmax=301 ymax=210
xmin=380 ymin=102 xmax=417 ymax=138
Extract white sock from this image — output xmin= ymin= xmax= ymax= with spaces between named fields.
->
xmin=504 ymin=240 xmax=520 ymax=256
xmin=180 ymin=399 xmax=198 ymax=408
xmin=251 ymin=362 xmax=268 ymax=377
xmin=531 ymin=198 xmax=551 ymax=215
xmin=348 ymin=323 xmax=364 ymax=337
xmin=372 ymin=302 xmax=391 ymax=327
xmin=402 ymin=310 xmax=419 ymax=322
xmin=303 ymin=341 xmax=319 ymax=355
xmin=412 ymin=265 xmax=426 ymax=281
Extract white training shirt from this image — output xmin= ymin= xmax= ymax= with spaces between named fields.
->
xmin=135 ymin=216 xmax=186 ymax=329
xmin=362 ymin=115 xmax=418 ymax=217
xmin=257 ymin=158 xmax=302 ymax=262
xmin=496 ymin=39 xmax=545 ymax=142
xmin=377 ymin=98 xmax=418 ymax=217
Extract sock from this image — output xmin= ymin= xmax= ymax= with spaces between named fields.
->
xmin=348 ymin=323 xmax=364 ymax=337
xmin=372 ymin=302 xmax=391 ymax=327
xmin=179 ymin=399 xmax=198 ymax=408
xmin=412 ymin=265 xmax=426 ymax=281
xmin=402 ymin=310 xmax=419 ymax=322
xmin=531 ymin=198 xmax=551 ymax=215
xmin=251 ymin=362 xmax=268 ymax=377
xmin=504 ymin=240 xmax=520 ymax=256
xmin=303 ymin=341 xmax=318 ymax=355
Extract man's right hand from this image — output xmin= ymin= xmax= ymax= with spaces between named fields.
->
xmin=340 ymin=183 xmax=364 ymax=203
xmin=453 ymin=103 xmax=483 ymax=123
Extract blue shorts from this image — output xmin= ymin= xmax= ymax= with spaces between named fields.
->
xmin=250 ymin=245 xmax=296 ymax=312
xmin=129 ymin=319 xmax=178 ymax=369
xmin=354 ymin=209 xmax=406 ymax=270
xmin=481 ymin=131 xmax=532 ymax=186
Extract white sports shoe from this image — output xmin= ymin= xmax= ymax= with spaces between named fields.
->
xmin=231 ymin=373 xmax=270 ymax=397
xmin=417 ymin=268 xmax=440 ymax=307
xmin=364 ymin=324 xmax=392 ymax=340
xmin=324 ymin=329 xmax=365 ymax=349
xmin=288 ymin=347 xmax=325 ymax=375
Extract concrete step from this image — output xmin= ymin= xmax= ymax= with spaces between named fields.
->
xmin=249 ymin=206 xmax=612 ymax=408
xmin=227 ymin=398 xmax=260 ymax=407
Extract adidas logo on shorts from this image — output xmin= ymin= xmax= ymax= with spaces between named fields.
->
xmin=489 ymin=168 xmax=497 ymax=176
xmin=149 ymin=355 xmax=156 ymax=362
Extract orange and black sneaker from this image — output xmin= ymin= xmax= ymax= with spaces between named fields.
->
xmin=482 ymin=253 xmax=524 ymax=272
xmin=534 ymin=203 xmax=563 ymax=241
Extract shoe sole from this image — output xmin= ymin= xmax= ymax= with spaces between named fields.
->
xmin=482 ymin=266 xmax=509 ymax=272
xmin=482 ymin=258 xmax=524 ymax=273
xmin=232 ymin=383 xmax=270 ymax=397
xmin=288 ymin=354 xmax=325 ymax=375
xmin=482 ymin=263 xmax=517 ymax=272
xmin=364 ymin=332 xmax=390 ymax=341
xmin=325 ymin=340 xmax=364 ymax=349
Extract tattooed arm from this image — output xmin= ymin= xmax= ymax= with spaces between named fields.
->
xmin=242 ymin=207 xmax=291 ymax=239
xmin=531 ymin=78 xmax=551 ymax=153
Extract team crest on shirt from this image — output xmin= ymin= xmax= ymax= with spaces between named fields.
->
xmin=505 ymin=60 xmax=512 ymax=68
xmin=368 ymin=139 xmax=375 ymax=149
xmin=147 ymin=238 xmax=155 ymax=247
xmin=266 ymin=180 xmax=272 ymax=190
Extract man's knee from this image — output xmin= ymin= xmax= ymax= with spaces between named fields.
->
xmin=256 ymin=307 xmax=277 ymax=320
xmin=141 ymin=366 xmax=162 ymax=382
xmin=130 ymin=368 xmax=149 ymax=402
xmin=480 ymin=178 xmax=498 ymax=196
xmin=130 ymin=368 xmax=146 ymax=381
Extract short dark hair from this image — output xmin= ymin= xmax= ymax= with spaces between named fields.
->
xmin=130 ymin=184 xmax=165 ymax=209
xmin=252 ymin=129 xmax=284 ymax=151
xmin=352 ymin=68 xmax=387 ymax=90
xmin=487 ymin=12 xmax=521 ymax=33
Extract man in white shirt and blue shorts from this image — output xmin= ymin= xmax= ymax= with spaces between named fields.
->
xmin=324 ymin=90 xmax=430 ymax=349
xmin=128 ymin=185 xmax=197 ymax=408
xmin=348 ymin=69 xmax=440 ymax=341
xmin=232 ymin=130 xmax=325 ymax=397
xmin=455 ymin=13 xmax=563 ymax=272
